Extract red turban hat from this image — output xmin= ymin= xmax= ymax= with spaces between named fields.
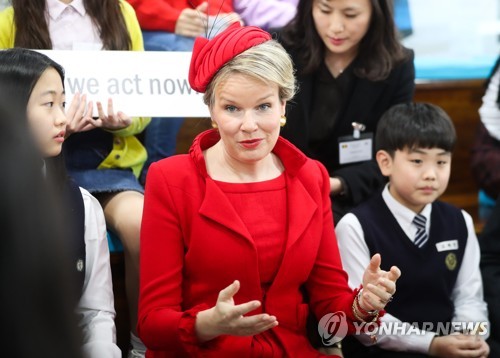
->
xmin=188 ymin=23 xmax=272 ymax=93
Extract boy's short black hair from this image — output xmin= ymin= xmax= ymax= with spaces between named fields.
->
xmin=376 ymin=102 xmax=457 ymax=156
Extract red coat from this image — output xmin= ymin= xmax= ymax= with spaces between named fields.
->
xmin=138 ymin=130 xmax=358 ymax=357
xmin=127 ymin=0 xmax=234 ymax=32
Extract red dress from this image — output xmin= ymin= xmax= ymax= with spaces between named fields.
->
xmin=138 ymin=129 xmax=358 ymax=357
xmin=216 ymin=174 xmax=287 ymax=356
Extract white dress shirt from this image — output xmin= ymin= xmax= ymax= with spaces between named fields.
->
xmin=46 ymin=0 xmax=102 ymax=50
xmin=77 ymin=188 xmax=121 ymax=358
xmin=336 ymin=185 xmax=489 ymax=353
xmin=479 ymin=66 xmax=500 ymax=140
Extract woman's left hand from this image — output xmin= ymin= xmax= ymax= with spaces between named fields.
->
xmin=91 ymin=98 xmax=131 ymax=131
xmin=65 ymin=92 xmax=95 ymax=137
xmin=359 ymin=253 xmax=401 ymax=312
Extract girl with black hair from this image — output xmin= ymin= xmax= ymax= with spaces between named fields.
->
xmin=0 ymin=3 xmax=148 ymax=354
xmin=0 ymin=48 xmax=120 ymax=358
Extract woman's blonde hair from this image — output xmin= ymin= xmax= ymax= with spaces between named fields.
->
xmin=204 ymin=40 xmax=297 ymax=108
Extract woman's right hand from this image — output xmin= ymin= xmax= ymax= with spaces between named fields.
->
xmin=195 ymin=280 xmax=278 ymax=342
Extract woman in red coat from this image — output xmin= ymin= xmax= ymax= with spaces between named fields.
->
xmin=138 ymin=23 xmax=400 ymax=357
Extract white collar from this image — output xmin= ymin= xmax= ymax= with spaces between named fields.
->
xmin=382 ymin=184 xmax=432 ymax=233
xmin=47 ymin=0 xmax=86 ymax=20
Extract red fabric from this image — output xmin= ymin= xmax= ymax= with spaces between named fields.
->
xmin=216 ymin=174 xmax=287 ymax=286
xmin=188 ymin=23 xmax=271 ymax=92
xmin=126 ymin=0 xmax=235 ymax=32
xmin=138 ymin=129 xmax=357 ymax=357
xmin=176 ymin=303 xmax=223 ymax=355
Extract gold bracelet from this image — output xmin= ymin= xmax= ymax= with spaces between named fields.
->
xmin=352 ymin=300 xmax=365 ymax=321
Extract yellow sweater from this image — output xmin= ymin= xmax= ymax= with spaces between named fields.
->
xmin=0 ymin=0 xmax=150 ymax=178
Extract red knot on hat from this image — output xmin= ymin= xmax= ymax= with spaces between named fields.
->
xmin=188 ymin=22 xmax=271 ymax=93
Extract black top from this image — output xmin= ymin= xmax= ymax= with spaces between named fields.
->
xmin=280 ymin=45 xmax=415 ymax=220
xmin=309 ymin=61 xmax=354 ymax=150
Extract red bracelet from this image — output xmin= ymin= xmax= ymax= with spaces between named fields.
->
xmin=352 ymin=287 xmax=379 ymax=320
xmin=355 ymin=289 xmax=378 ymax=316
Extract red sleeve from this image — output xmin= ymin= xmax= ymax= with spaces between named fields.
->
xmin=138 ymin=161 xmax=226 ymax=354
xmin=305 ymin=161 xmax=359 ymax=334
xmin=138 ymin=159 xmax=226 ymax=354
xmin=205 ymin=0 xmax=234 ymax=15
xmin=127 ymin=0 xmax=182 ymax=31
xmin=127 ymin=0 xmax=234 ymax=32
xmin=137 ymin=161 xmax=188 ymax=350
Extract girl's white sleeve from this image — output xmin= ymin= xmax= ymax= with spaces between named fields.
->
xmin=77 ymin=188 xmax=121 ymax=358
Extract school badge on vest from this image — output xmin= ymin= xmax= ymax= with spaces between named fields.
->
xmin=76 ymin=259 xmax=85 ymax=272
xmin=445 ymin=253 xmax=457 ymax=271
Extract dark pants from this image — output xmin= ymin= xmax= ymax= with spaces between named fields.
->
xmin=341 ymin=335 xmax=429 ymax=358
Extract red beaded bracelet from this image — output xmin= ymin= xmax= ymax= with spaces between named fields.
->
xmin=352 ymin=287 xmax=379 ymax=322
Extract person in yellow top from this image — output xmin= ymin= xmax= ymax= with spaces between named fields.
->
xmin=0 ymin=1 xmax=148 ymax=356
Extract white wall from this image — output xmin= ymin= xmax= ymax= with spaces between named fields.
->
xmin=0 ymin=0 xmax=9 ymax=11
xmin=402 ymin=0 xmax=500 ymax=58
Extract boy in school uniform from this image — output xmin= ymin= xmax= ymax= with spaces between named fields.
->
xmin=336 ymin=103 xmax=490 ymax=358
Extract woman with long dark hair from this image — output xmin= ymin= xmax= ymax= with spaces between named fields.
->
xmin=279 ymin=0 xmax=415 ymax=222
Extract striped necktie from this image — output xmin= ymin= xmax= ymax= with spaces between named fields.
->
xmin=413 ymin=214 xmax=428 ymax=248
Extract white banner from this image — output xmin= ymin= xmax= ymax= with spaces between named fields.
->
xmin=38 ymin=50 xmax=210 ymax=118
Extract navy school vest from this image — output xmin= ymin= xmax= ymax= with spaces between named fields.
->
xmin=351 ymin=194 xmax=467 ymax=330
xmin=64 ymin=178 xmax=86 ymax=295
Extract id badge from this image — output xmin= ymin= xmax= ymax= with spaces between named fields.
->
xmin=338 ymin=133 xmax=373 ymax=165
